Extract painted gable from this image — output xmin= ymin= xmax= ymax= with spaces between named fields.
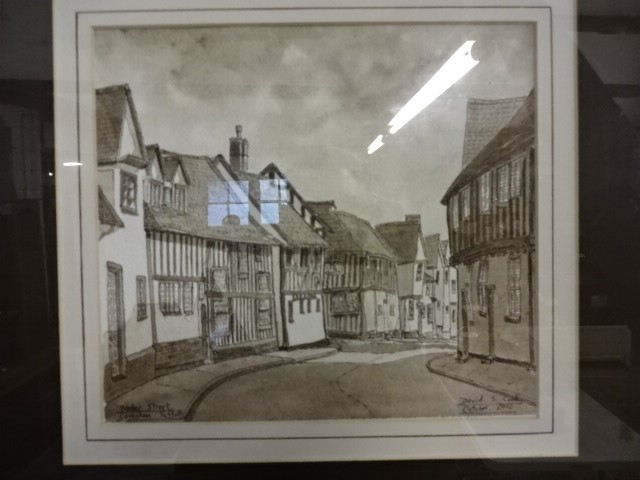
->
xmin=174 ymin=164 xmax=187 ymax=185
xmin=416 ymin=237 xmax=426 ymax=261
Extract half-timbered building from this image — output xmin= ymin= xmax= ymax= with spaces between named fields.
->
xmin=375 ymin=214 xmax=430 ymax=338
xmin=306 ymin=201 xmax=399 ymax=338
xmin=441 ymin=91 xmax=536 ymax=368
xmin=227 ymin=126 xmax=329 ymax=349
xmin=144 ymin=148 xmax=286 ymax=367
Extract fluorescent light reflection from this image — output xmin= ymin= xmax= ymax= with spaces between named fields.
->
xmin=387 ymin=40 xmax=479 ymax=135
xmin=62 ymin=162 xmax=83 ymax=167
xmin=367 ymin=135 xmax=385 ymax=155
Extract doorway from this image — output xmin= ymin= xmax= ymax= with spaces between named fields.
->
xmin=106 ymin=262 xmax=126 ymax=377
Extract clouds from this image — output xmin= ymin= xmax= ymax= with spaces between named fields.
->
xmin=94 ymin=23 xmax=534 ymax=234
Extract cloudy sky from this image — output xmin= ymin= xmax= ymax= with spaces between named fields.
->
xmin=94 ymin=24 xmax=534 ymax=236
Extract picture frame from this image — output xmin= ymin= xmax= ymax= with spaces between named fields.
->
xmin=54 ymin=0 xmax=578 ymax=464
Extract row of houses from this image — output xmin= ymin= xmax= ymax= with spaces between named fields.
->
xmin=97 ymin=84 xmax=458 ymax=399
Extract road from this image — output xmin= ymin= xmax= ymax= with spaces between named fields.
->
xmin=191 ymin=351 xmax=536 ymax=421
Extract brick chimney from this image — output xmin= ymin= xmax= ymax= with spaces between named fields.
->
xmin=229 ymin=125 xmax=249 ymax=173
xmin=405 ymin=214 xmax=421 ymax=224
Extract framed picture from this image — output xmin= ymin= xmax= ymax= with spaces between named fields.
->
xmin=54 ymin=0 xmax=578 ymax=464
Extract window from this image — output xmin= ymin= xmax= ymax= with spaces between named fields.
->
xmin=120 ymin=171 xmax=137 ymax=214
xmin=478 ymin=260 xmax=488 ymax=314
xmin=479 ymin=171 xmax=491 ymax=213
xmin=136 ymin=276 xmax=147 ymax=320
xmin=209 ymin=267 xmax=228 ymax=292
xmin=508 ymin=256 xmax=521 ymax=318
xmin=452 ymin=278 xmax=457 ymax=291
xmin=316 ymin=297 xmax=321 ymax=312
xmin=254 ymin=245 xmax=263 ymax=263
xmin=174 ymin=184 xmax=187 ymax=212
xmin=285 ymin=249 xmax=293 ymax=267
xmin=300 ymin=248 xmax=309 ymax=268
xmin=259 ymin=178 xmax=288 ymax=224
xmin=332 ymin=292 xmax=359 ymax=315
xmin=237 ymin=244 xmax=249 ymax=278
xmin=461 ymin=186 xmax=470 ymax=220
xmin=436 ymin=270 xmax=440 ymax=284
xmin=288 ymin=300 xmax=294 ymax=324
xmin=451 ymin=195 xmax=459 ymax=230
xmin=183 ymin=282 xmax=193 ymax=315
xmin=389 ymin=304 xmax=395 ymax=316
xmin=444 ymin=269 xmax=449 ymax=284
xmin=376 ymin=304 xmax=384 ymax=316
xmin=408 ymin=299 xmax=414 ymax=319
xmin=510 ymin=157 xmax=523 ymax=198
xmin=207 ymin=179 xmax=249 ymax=226
xmin=314 ymin=249 xmax=323 ymax=272
xmin=300 ymin=299 xmax=305 ymax=314
xmin=159 ymin=281 xmax=181 ymax=315
xmin=498 ymin=164 xmax=510 ymax=203
xmin=445 ymin=305 xmax=449 ymax=314
xmin=416 ymin=263 xmax=423 ymax=282
xmin=307 ymin=298 xmax=312 ymax=313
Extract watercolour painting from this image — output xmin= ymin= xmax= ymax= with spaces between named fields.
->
xmin=54 ymin=0 xmax=578 ymax=464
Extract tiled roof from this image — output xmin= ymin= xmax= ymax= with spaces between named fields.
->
xmin=374 ymin=221 xmax=422 ymax=264
xmin=95 ymin=84 xmax=147 ymax=166
xmin=461 ymin=96 xmax=526 ymax=167
xmin=442 ymin=91 xmax=535 ymax=202
xmin=333 ymin=211 xmax=398 ymax=261
xmin=423 ymin=233 xmax=441 ymax=268
xmin=235 ymin=171 xmax=327 ymax=248
xmin=144 ymin=152 xmax=281 ymax=245
xmin=305 ymin=203 xmax=362 ymax=254
xmin=98 ymin=187 xmax=124 ymax=228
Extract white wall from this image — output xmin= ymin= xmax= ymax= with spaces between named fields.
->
xmin=284 ymin=294 xmax=326 ymax=347
xmin=99 ymin=166 xmax=153 ymax=364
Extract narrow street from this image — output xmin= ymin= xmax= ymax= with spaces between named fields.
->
xmin=191 ymin=350 xmax=536 ymax=421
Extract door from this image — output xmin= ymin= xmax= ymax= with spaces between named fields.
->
xmin=200 ymin=304 xmax=210 ymax=359
xmin=107 ymin=263 xmax=126 ymax=377
xmin=459 ymin=289 xmax=469 ymax=359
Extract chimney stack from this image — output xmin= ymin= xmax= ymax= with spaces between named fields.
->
xmin=405 ymin=214 xmax=421 ymax=224
xmin=229 ymin=125 xmax=249 ymax=172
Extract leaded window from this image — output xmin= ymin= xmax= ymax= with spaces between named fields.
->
xmin=136 ymin=276 xmax=147 ymax=320
xmin=479 ymin=171 xmax=491 ymax=213
xmin=183 ymin=282 xmax=193 ymax=315
xmin=508 ymin=256 xmax=522 ymax=317
xmin=158 ymin=281 xmax=181 ymax=315
xmin=120 ymin=170 xmax=137 ymax=214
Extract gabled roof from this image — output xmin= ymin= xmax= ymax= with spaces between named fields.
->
xmin=374 ymin=221 xmax=422 ymax=264
xmin=423 ymin=233 xmax=441 ymax=268
xmin=235 ymin=171 xmax=327 ymax=248
xmin=442 ymin=90 xmax=535 ymax=203
xmin=95 ymin=84 xmax=147 ymax=167
xmin=144 ymin=151 xmax=282 ymax=245
xmin=306 ymin=203 xmax=397 ymax=260
xmin=158 ymin=150 xmax=191 ymax=185
xmin=98 ymin=187 xmax=124 ymax=228
xmin=461 ymin=95 xmax=526 ymax=167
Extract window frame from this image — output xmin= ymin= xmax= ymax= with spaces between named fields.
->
xmin=120 ymin=170 xmax=138 ymax=215
xmin=136 ymin=275 xmax=147 ymax=321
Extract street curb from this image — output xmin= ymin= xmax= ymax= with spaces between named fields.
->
xmin=425 ymin=353 xmax=537 ymax=406
xmin=183 ymin=357 xmax=294 ymax=421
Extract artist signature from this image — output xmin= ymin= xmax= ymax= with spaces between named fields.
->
xmin=116 ymin=402 xmax=183 ymax=421
xmin=457 ymin=394 xmax=523 ymax=415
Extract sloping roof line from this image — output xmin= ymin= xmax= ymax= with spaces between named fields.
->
xmin=423 ymin=233 xmax=441 ymax=268
xmin=98 ymin=187 xmax=124 ymax=228
xmin=461 ymin=95 xmax=527 ymax=167
xmin=374 ymin=221 xmax=422 ymax=264
xmin=442 ymin=90 xmax=535 ymax=203
xmin=95 ymin=84 xmax=148 ymax=167
xmin=333 ymin=211 xmax=398 ymax=261
xmin=235 ymin=170 xmax=327 ymax=248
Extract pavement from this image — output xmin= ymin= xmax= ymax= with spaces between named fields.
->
xmin=105 ymin=347 xmax=337 ymax=422
xmin=308 ymin=347 xmax=453 ymax=364
xmin=426 ymin=353 xmax=538 ymax=405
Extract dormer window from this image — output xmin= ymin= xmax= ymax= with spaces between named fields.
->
xmin=174 ymin=184 xmax=186 ymax=212
xmin=120 ymin=171 xmax=137 ymax=214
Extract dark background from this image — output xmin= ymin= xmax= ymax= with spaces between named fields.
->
xmin=1 ymin=0 xmax=639 ymax=478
